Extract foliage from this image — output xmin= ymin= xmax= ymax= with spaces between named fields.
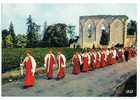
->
xmin=2 ymin=22 xmax=16 ymax=48
xmin=42 ymin=21 xmax=48 ymax=40
xmin=2 ymin=29 xmax=9 ymax=39
xmin=9 ymin=22 xmax=16 ymax=47
xmin=42 ymin=23 xmax=69 ymax=47
xmin=2 ymin=48 xmax=74 ymax=72
xmin=2 ymin=29 xmax=9 ymax=48
xmin=127 ymin=20 xmax=137 ymax=35
xmin=67 ymin=25 xmax=80 ymax=45
xmin=67 ymin=25 xmax=76 ymax=39
xmin=5 ymin=34 xmax=13 ymax=48
xmin=26 ymin=15 xmax=40 ymax=47
xmin=16 ymin=34 xmax=27 ymax=48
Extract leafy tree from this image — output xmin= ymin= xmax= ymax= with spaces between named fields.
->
xmin=127 ymin=20 xmax=137 ymax=35
xmin=67 ymin=25 xmax=76 ymax=39
xmin=26 ymin=15 xmax=40 ymax=47
xmin=16 ymin=34 xmax=27 ymax=48
xmin=100 ymin=30 xmax=109 ymax=45
xmin=67 ymin=25 xmax=79 ymax=45
xmin=9 ymin=22 xmax=16 ymax=47
xmin=5 ymin=34 xmax=13 ymax=48
xmin=2 ymin=29 xmax=9 ymax=48
xmin=42 ymin=23 xmax=69 ymax=47
xmin=42 ymin=21 xmax=48 ymax=40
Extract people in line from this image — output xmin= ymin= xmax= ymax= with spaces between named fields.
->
xmin=20 ymin=46 xmax=136 ymax=88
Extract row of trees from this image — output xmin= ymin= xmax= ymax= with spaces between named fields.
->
xmin=2 ymin=15 xmax=78 ymax=48
xmin=2 ymin=15 xmax=137 ymax=48
xmin=2 ymin=22 xmax=16 ymax=48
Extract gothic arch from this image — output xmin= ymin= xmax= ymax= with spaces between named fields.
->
xmin=96 ymin=19 xmax=110 ymax=46
xmin=82 ymin=19 xmax=96 ymax=48
xmin=110 ymin=18 xmax=124 ymax=46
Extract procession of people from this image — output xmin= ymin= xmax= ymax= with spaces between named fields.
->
xmin=20 ymin=46 xmax=137 ymax=88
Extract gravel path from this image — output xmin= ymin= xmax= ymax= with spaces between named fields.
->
xmin=2 ymin=58 xmax=136 ymax=97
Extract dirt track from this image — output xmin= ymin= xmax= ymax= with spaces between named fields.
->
xmin=2 ymin=58 xmax=136 ymax=96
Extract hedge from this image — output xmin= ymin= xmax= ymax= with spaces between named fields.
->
xmin=2 ymin=48 xmax=74 ymax=73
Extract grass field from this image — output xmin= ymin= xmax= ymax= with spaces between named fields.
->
xmin=2 ymin=48 xmax=75 ymax=84
xmin=2 ymin=48 xmax=74 ymax=72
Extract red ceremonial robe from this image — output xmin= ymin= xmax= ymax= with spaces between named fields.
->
xmin=134 ymin=48 xmax=137 ymax=57
xmin=109 ymin=50 xmax=114 ymax=65
xmin=96 ymin=52 xmax=101 ymax=68
xmin=72 ymin=55 xmax=80 ymax=75
xmin=45 ymin=54 xmax=55 ymax=79
xmin=82 ymin=53 xmax=89 ymax=72
xmin=112 ymin=49 xmax=117 ymax=64
xmin=118 ymin=50 xmax=123 ymax=62
xmin=24 ymin=57 xmax=35 ymax=87
xmin=131 ymin=48 xmax=134 ymax=58
xmin=128 ymin=49 xmax=130 ymax=60
xmin=132 ymin=48 xmax=136 ymax=57
xmin=128 ymin=48 xmax=132 ymax=60
xmin=91 ymin=52 xmax=96 ymax=69
xmin=101 ymin=51 xmax=106 ymax=68
xmin=57 ymin=54 xmax=66 ymax=79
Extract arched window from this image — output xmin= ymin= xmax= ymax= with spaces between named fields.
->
xmin=100 ymin=24 xmax=110 ymax=45
xmin=87 ymin=23 xmax=96 ymax=39
xmin=87 ymin=24 xmax=92 ymax=38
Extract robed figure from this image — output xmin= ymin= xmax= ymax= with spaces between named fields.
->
xmin=96 ymin=50 xmax=101 ymax=68
xmin=100 ymin=48 xmax=107 ymax=67
xmin=57 ymin=48 xmax=66 ymax=80
xmin=109 ymin=48 xmax=115 ymax=65
xmin=44 ymin=48 xmax=56 ymax=79
xmin=91 ymin=49 xmax=96 ymax=70
xmin=72 ymin=52 xmax=82 ymax=75
xmin=124 ymin=48 xmax=129 ymax=62
xmin=118 ymin=48 xmax=124 ymax=62
xmin=82 ymin=50 xmax=90 ymax=72
xmin=128 ymin=48 xmax=133 ymax=60
xmin=21 ymin=49 xmax=36 ymax=88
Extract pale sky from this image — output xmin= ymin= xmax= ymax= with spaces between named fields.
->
xmin=1 ymin=3 xmax=137 ymax=35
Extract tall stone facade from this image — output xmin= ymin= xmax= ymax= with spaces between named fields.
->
xmin=79 ymin=15 xmax=136 ymax=48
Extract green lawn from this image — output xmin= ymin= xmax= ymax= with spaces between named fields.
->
xmin=2 ymin=48 xmax=74 ymax=73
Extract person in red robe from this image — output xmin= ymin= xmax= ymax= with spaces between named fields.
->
xmin=72 ymin=51 xmax=81 ymax=75
xmin=96 ymin=49 xmax=101 ymax=69
xmin=106 ymin=48 xmax=110 ymax=65
xmin=118 ymin=48 xmax=124 ymax=63
xmin=128 ymin=48 xmax=131 ymax=60
xmin=21 ymin=49 xmax=36 ymax=88
xmin=108 ymin=48 xmax=114 ymax=65
xmin=44 ymin=48 xmax=56 ymax=80
xmin=90 ymin=49 xmax=96 ymax=70
xmin=131 ymin=48 xmax=135 ymax=58
xmin=82 ymin=49 xmax=90 ymax=72
xmin=128 ymin=47 xmax=133 ymax=60
xmin=57 ymin=48 xmax=66 ymax=80
xmin=132 ymin=47 xmax=137 ymax=57
xmin=100 ymin=48 xmax=107 ymax=68
xmin=79 ymin=49 xmax=83 ymax=72
xmin=112 ymin=47 xmax=117 ymax=64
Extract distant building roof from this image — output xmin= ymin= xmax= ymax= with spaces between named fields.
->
xmin=80 ymin=15 xmax=128 ymax=20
